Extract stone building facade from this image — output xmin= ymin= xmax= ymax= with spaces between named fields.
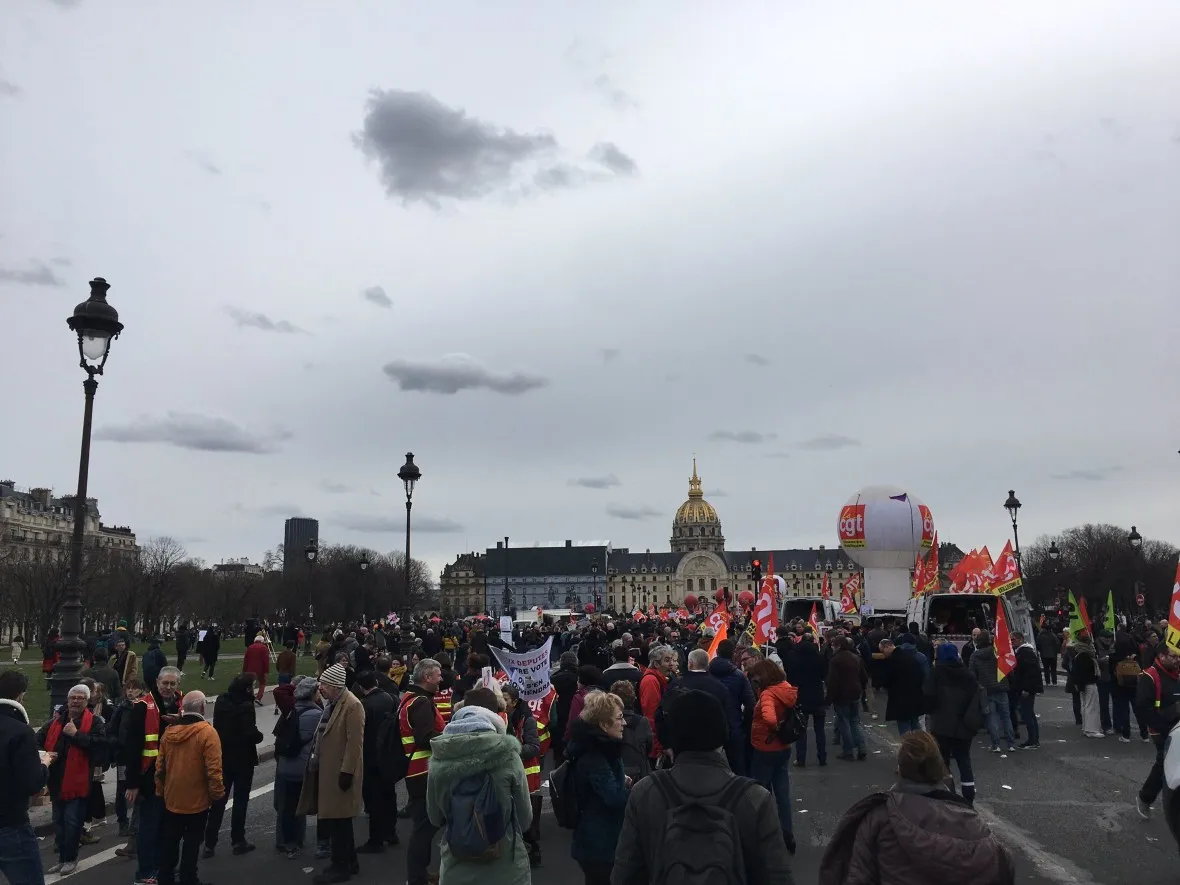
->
xmin=0 ymin=480 xmax=138 ymax=563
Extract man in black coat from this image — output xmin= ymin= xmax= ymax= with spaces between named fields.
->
xmin=0 ymin=670 xmax=49 ymax=883
xmin=355 ymin=670 xmax=398 ymax=851
xmin=1009 ymin=631 xmax=1044 ymax=749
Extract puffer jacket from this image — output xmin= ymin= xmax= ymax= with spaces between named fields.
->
xmin=276 ymin=700 xmax=321 ymax=781
xmin=707 ymin=656 xmax=756 ymax=738
xmin=967 ymin=645 xmax=1005 ymax=694
xmin=752 ymin=681 xmax=799 ymax=752
xmin=782 ymin=640 xmax=827 ymax=710
xmin=819 ymin=785 xmax=1015 ymax=885
xmin=923 ymin=660 xmax=983 ymax=740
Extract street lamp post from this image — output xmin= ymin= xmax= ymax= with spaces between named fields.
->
xmin=1004 ymin=490 xmax=1023 ymax=574
xmin=591 ymin=561 xmax=600 ymax=611
xmin=1129 ymin=526 xmax=1144 ymax=612
xmin=397 ymin=453 xmax=420 ymax=624
xmin=304 ymin=540 xmax=318 ymax=624
xmin=502 ymin=536 xmax=511 ymax=615
xmin=1048 ymin=540 xmax=1060 ymax=597
xmin=51 ymin=278 xmax=124 ymax=713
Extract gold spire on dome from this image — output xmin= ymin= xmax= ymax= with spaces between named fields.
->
xmin=688 ymin=457 xmax=703 ymax=498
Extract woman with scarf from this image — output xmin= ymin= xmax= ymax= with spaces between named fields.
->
xmin=1066 ymin=630 xmax=1104 ymax=738
xmin=426 ymin=702 xmax=533 ymax=885
xmin=38 ymin=682 xmax=107 ymax=875
xmin=502 ymin=684 xmax=543 ymax=868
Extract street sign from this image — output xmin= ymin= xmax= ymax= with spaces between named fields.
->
xmin=1136 ymin=593 xmax=1146 ymax=607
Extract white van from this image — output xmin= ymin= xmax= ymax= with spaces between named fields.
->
xmin=905 ymin=592 xmax=1035 ymax=650
xmin=780 ymin=597 xmax=842 ymax=624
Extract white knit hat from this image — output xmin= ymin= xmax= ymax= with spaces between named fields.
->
xmin=319 ymin=664 xmax=348 ymax=689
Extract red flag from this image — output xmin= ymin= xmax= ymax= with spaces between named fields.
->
xmin=753 ymin=571 xmax=780 ymax=646
xmin=707 ymin=621 xmax=729 ymax=659
xmin=995 ymin=601 xmax=1017 ymax=681
xmin=840 ymin=574 xmax=860 ymax=615
xmin=1077 ymin=596 xmax=1094 ymax=636
xmin=912 ymin=549 xmax=926 ymax=597
xmin=821 ymin=571 xmax=832 ymax=599
xmin=1166 ymin=557 xmax=1180 ymax=655
xmin=987 ymin=541 xmax=1023 ymax=595
xmin=807 ymin=602 xmax=820 ymax=635
xmin=706 ymin=610 xmax=728 ymax=633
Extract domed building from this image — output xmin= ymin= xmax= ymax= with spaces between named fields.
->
xmin=670 ymin=459 xmax=725 ymax=554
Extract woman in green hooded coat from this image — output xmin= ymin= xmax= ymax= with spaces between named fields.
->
xmin=426 ymin=703 xmax=533 ymax=885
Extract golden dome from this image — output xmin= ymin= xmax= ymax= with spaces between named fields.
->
xmin=673 ymin=458 xmax=720 ymax=526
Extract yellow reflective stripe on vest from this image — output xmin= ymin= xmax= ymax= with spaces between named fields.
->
xmin=144 ymin=734 xmax=159 ymax=741
xmin=523 ymin=764 xmax=541 ymax=775
xmin=401 ymin=736 xmax=415 ymax=745
xmin=410 ymin=750 xmax=431 ymax=761
xmin=142 ymin=749 xmax=159 ymax=757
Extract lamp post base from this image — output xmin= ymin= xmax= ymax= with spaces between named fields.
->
xmin=48 ymin=640 xmax=86 ymax=715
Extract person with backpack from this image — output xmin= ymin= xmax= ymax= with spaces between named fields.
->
xmin=612 ymin=688 xmax=794 ymax=885
xmin=747 ymin=658 xmax=800 ymax=855
xmin=274 ymin=676 xmax=321 ymax=857
xmin=1135 ymin=643 xmax=1180 ymax=819
xmin=355 ymin=670 xmax=398 ymax=853
xmin=566 ymin=691 xmax=631 ymax=885
xmin=424 ymin=702 xmax=533 ymax=885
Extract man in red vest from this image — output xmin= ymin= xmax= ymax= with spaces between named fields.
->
xmin=399 ymin=659 xmax=443 ymax=885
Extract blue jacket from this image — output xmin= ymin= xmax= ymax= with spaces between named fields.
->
xmin=567 ymin=718 xmax=629 ymax=865
xmin=707 ymin=656 xmax=756 ymax=738
xmin=276 ymin=700 xmax=321 ymax=781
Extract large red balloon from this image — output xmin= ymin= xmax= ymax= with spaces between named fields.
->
xmin=684 ymin=593 xmax=698 ymax=610
xmin=737 ymin=590 xmax=755 ymax=607
xmin=584 ymin=603 xmax=596 ymax=614
xmin=714 ymin=588 xmax=727 ymax=603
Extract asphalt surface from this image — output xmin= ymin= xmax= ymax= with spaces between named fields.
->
xmin=39 ymin=687 xmax=1180 ymax=885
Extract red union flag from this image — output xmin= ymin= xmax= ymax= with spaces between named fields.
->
xmin=988 ymin=541 xmax=1023 ymax=595
xmin=840 ymin=574 xmax=860 ymax=615
xmin=753 ymin=577 xmax=779 ymax=646
xmin=706 ymin=610 xmax=728 ymax=633
xmin=838 ymin=504 xmax=866 ymax=548
xmin=918 ymin=504 xmax=935 ymax=550
xmin=912 ymin=550 xmax=926 ymax=596
xmin=995 ymin=600 xmax=1017 ymax=681
xmin=821 ymin=571 xmax=832 ymax=599
xmin=1166 ymin=557 xmax=1180 ymax=656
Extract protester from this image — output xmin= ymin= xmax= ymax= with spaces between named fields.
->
xmin=748 ymin=658 xmax=800 ymax=854
xmin=275 ymin=676 xmax=321 ymax=856
xmin=243 ymin=634 xmax=272 ymax=705
xmin=567 ymin=690 xmax=630 ymax=885
xmin=502 ymin=684 xmax=543 ymax=866
xmin=0 ymin=669 xmax=49 ymax=885
xmin=354 ymin=670 xmax=398 ymax=853
xmin=202 ymin=672 xmax=263 ymax=857
xmin=399 ymin=657 xmax=444 ymax=885
xmin=925 ymin=642 xmax=984 ymax=806
xmin=825 ymin=636 xmax=869 ymax=761
xmin=609 ymin=681 xmax=652 ymax=783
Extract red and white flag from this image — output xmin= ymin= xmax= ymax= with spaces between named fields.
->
xmin=807 ymin=602 xmax=820 ymax=635
xmin=753 ymin=572 xmax=780 ymax=646
xmin=821 ymin=571 xmax=832 ymax=599
xmin=840 ymin=574 xmax=860 ymax=615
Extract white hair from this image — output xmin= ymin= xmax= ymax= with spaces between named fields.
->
xmin=67 ymin=684 xmax=91 ymax=700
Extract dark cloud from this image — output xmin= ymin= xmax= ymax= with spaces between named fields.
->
xmin=225 ymin=306 xmax=305 ymax=334
xmin=592 ymin=74 xmax=636 ymax=111
xmin=354 ymin=89 xmax=559 ymax=205
xmin=744 ymin=354 xmax=771 ymax=367
xmin=570 ymin=474 xmax=621 ymax=490
xmin=600 ymin=348 xmax=619 ymax=363
xmin=332 ymin=512 xmax=463 ymax=533
xmin=534 ymin=164 xmax=586 ymax=190
xmin=320 ymin=481 xmax=352 ymax=494
xmin=703 ymin=489 xmax=728 ymax=498
xmin=590 ymin=142 xmax=639 ymax=177
xmin=382 ymin=353 xmax=548 ymax=395
xmin=709 ymin=430 xmax=776 ymax=444
xmin=95 ymin=413 xmax=291 ymax=454
xmin=606 ymin=503 xmax=661 ymax=520
xmin=1050 ymin=466 xmax=1124 ymax=482
xmin=363 ymin=285 xmax=392 ymax=308
xmin=0 ymin=79 xmax=21 ymax=98
xmin=0 ymin=262 xmax=66 ymax=287
xmin=184 ymin=150 xmax=222 ymax=175
xmin=796 ymin=434 xmax=860 ymax=451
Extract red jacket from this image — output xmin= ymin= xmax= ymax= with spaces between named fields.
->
xmin=639 ymin=668 xmax=668 ymax=758
xmin=242 ymin=641 xmax=270 ymax=677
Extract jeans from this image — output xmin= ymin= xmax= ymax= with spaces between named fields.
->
xmin=158 ymin=809 xmax=207 ymax=885
xmin=896 ymin=717 xmax=922 ymax=736
xmin=1017 ymin=693 xmax=1039 ymax=745
xmin=52 ymin=797 xmax=88 ymax=862
xmin=406 ymin=791 xmax=439 ymax=885
xmin=274 ymin=777 xmax=306 ymax=848
xmin=750 ymin=748 xmax=793 ymax=839
xmin=1112 ymin=684 xmax=1148 ymax=739
xmin=935 ymin=735 xmax=976 ymax=805
xmin=0 ymin=824 xmax=44 ymax=885
xmin=984 ymin=692 xmax=1016 ymax=748
xmin=205 ymin=764 xmax=254 ymax=847
xmin=136 ymin=789 xmax=163 ymax=881
xmin=1141 ymin=735 xmax=1168 ymax=805
xmin=1041 ymin=656 xmax=1058 ymax=685
xmin=793 ymin=709 xmax=827 ymax=764
xmin=833 ymin=703 xmax=866 ymax=756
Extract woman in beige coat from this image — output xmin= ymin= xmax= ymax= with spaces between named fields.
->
xmin=297 ymin=664 xmax=366 ymax=885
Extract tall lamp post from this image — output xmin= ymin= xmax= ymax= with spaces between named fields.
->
xmin=1129 ymin=526 xmax=1144 ymax=613
xmin=591 ymin=560 xmax=599 ymax=611
xmin=397 ymin=453 xmax=420 ymax=624
xmin=1004 ymin=490 xmax=1023 ymax=573
xmin=502 ymin=536 xmax=512 ymax=615
xmin=51 ymin=278 xmax=124 ymax=712
xmin=304 ymin=540 xmax=318 ymax=625
xmin=1048 ymin=541 xmax=1060 ymax=599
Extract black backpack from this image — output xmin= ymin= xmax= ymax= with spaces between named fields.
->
xmin=376 ymin=716 xmax=409 ymax=785
xmin=654 ymin=681 xmax=688 ymax=749
xmin=774 ymin=704 xmax=808 ymax=746
xmin=272 ymin=709 xmax=306 ymax=759
xmin=548 ymin=759 xmax=580 ymax=829
xmin=445 ymin=771 xmax=508 ymax=862
xmin=650 ymin=772 xmax=752 ymax=885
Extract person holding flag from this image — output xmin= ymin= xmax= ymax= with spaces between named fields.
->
xmin=1008 ymin=630 xmax=1044 ymax=749
xmin=1135 ymin=558 xmax=1180 ymax=819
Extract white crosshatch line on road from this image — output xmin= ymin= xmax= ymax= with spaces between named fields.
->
xmin=43 ymin=781 xmax=277 ymax=884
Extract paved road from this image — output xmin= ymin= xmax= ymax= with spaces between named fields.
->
xmin=40 ymin=688 xmax=1178 ymax=885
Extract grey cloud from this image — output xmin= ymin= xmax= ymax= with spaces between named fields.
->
xmin=96 ymin=412 xmax=291 ymax=454
xmin=252 ymin=503 xmax=304 ymax=519
xmin=600 ymin=348 xmax=619 ymax=363
xmin=184 ymin=150 xmax=222 ymax=176
xmin=50 ymin=256 xmax=71 ymax=267
xmin=382 ymin=353 xmax=548 ymax=395
xmin=709 ymin=430 xmax=776 ymax=444
xmin=592 ymin=74 xmax=636 ymax=111
xmin=744 ymin=354 xmax=771 ymax=367
xmin=225 ymin=306 xmax=305 ymax=334
xmin=570 ymin=474 xmax=621 ymax=490
xmin=534 ymin=164 xmax=586 ymax=190
xmin=354 ymin=89 xmax=560 ymax=205
xmin=320 ymin=481 xmax=352 ymax=494
xmin=704 ymin=489 xmax=728 ymax=498
xmin=606 ymin=503 xmax=661 ymax=520
xmin=0 ymin=262 xmax=66 ymax=287
xmin=590 ymin=142 xmax=639 ymax=177
xmin=363 ymin=285 xmax=392 ymax=308
xmin=0 ymin=79 xmax=21 ymax=98
xmin=1099 ymin=118 xmax=1130 ymax=139
xmin=1050 ymin=466 xmax=1124 ymax=482
xmin=332 ymin=512 xmax=463 ymax=534
xmin=796 ymin=434 xmax=860 ymax=451
xmin=763 ymin=452 xmax=792 ymax=460
xmin=47 ymin=0 xmax=83 ymax=7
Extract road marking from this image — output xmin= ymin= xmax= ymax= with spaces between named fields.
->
xmin=44 ymin=781 xmax=277 ymax=883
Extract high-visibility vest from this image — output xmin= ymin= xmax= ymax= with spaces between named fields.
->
xmin=512 ymin=714 xmax=542 ymax=793
xmin=398 ymin=692 xmax=443 ymax=779
xmin=528 ymin=686 xmax=556 ymax=758
xmin=1144 ymin=666 xmax=1167 ymax=735
xmin=137 ymin=695 xmax=161 ymax=773
xmin=435 ymin=687 xmax=454 ymax=724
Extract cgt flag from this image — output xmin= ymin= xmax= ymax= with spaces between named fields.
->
xmin=995 ymin=600 xmax=1017 ymax=682
xmin=1166 ymin=557 xmax=1180 ymax=655
xmin=841 ymin=574 xmax=860 ymax=616
xmin=807 ymin=602 xmax=820 ymax=636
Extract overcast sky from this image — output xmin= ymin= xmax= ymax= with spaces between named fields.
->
xmin=3 ymin=1 xmax=1180 ymax=581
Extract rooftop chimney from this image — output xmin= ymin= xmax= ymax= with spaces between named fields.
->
xmin=565 ymin=540 xmax=572 ymax=547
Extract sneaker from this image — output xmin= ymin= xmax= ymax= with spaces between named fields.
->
xmin=80 ymin=831 xmax=100 ymax=845
xmin=202 ymin=846 xmax=216 ymax=859
xmin=818 ymin=759 xmax=828 ymax=767
xmin=132 ymin=879 xmax=158 ymax=885
xmin=59 ymin=862 xmax=77 ymax=876
xmin=115 ymin=842 xmax=137 ymax=858
xmin=1137 ymin=796 xmax=1152 ymax=819
xmin=1084 ymin=732 xmax=1105 ymax=739
xmin=1119 ymin=736 xmax=1131 ymax=743
xmin=1006 ymin=745 xmax=1017 ymax=753
xmin=989 ymin=746 xmax=1001 ymax=753
xmin=1143 ymin=736 xmax=1153 ymax=743
xmin=232 ymin=842 xmax=256 ymax=855
xmin=856 ymin=752 xmax=867 ymax=761
xmin=1019 ymin=741 xmax=1040 ymax=749
xmin=46 ymin=864 xmax=64 ymax=875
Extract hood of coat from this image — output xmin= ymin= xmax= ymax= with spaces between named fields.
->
xmin=0 ymin=698 xmax=29 ymax=724
xmin=935 ymin=658 xmax=970 ymax=682
xmin=708 ymin=657 xmax=737 ymax=679
xmin=426 ymin=731 xmax=522 ymax=792
xmin=163 ymin=717 xmax=212 ymax=745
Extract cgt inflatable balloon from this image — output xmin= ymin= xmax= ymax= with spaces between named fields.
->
xmin=838 ymin=485 xmax=934 ymax=613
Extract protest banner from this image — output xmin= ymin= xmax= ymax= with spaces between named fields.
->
xmin=489 ymin=637 xmax=554 ymax=701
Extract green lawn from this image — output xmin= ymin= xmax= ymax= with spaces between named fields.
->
xmin=13 ymin=651 xmax=321 ymax=724
xmin=6 ymin=639 xmax=260 ymax=662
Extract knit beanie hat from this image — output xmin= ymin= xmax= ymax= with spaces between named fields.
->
xmin=937 ymin=643 xmax=961 ymax=665
xmin=293 ymin=675 xmax=318 ymax=701
xmin=666 ymin=689 xmax=729 ymax=754
xmin=320 ymin=664 xmax=348 ymax=689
